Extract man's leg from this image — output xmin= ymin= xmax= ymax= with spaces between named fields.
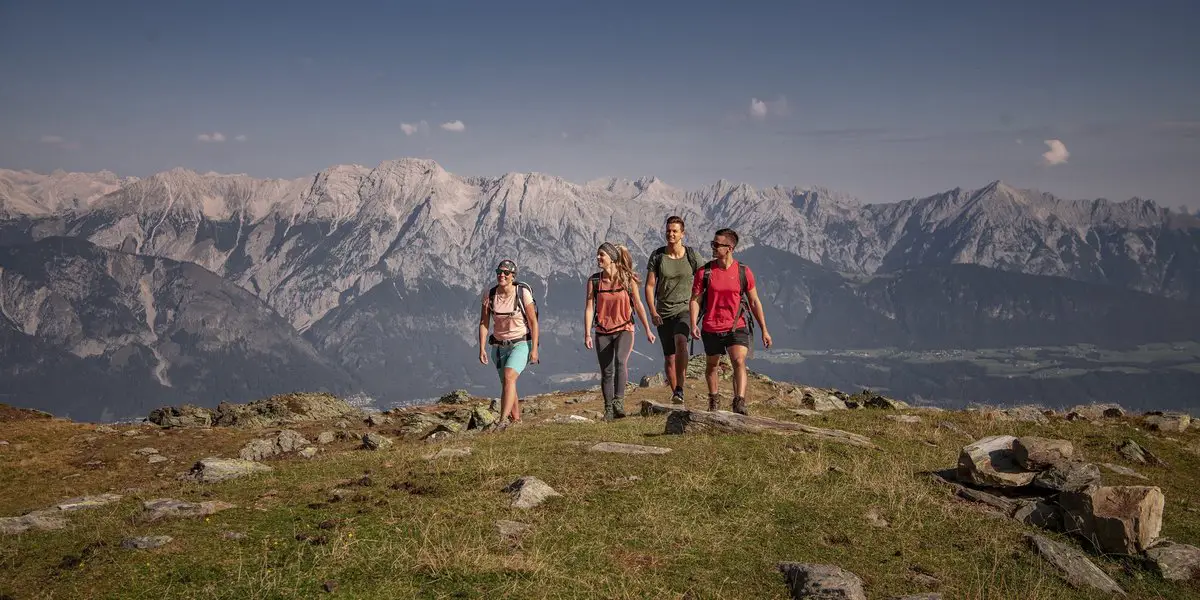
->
xmin=673 ymin=333 xmax=688 ymax=391
xmin=663 ymin=353 xmax=677 ymax=390
xmin=728 ymin=343 xmax=749 ymax=415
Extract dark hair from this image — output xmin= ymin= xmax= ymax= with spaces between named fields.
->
xmin=665 ymin=215 xmax=685 ymax=230
xmin=714 ymin=228 xmax=739 ymax=247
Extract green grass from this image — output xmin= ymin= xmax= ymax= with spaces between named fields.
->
xmin=3 ymin=397 xmax=1200 ymax=598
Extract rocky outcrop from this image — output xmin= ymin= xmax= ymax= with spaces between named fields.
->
xmin=181 ymin=458 xmax=274 ymax=483
xmin=957 ymin=436 xmax=1036 ymax=488
xmin=776 ymin=563 xmax=867 ymax=600
xmin=1059 ymin=486 xmax=1164 ymax=555
xmin=150 ymin=393 xmax=362 ymax=429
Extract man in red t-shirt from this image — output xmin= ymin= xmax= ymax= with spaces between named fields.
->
xmin=689 ymin=228 xmax=772 ymax=415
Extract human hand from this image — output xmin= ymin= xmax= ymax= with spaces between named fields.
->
xmin=691 ymin=325 xmax=702 ymax=340
xmin=479 ymin=349 xmax=489 ymax=365
xmin=529 ymin=349 xmax=540 ymax=364
xmin=762 ymin=330 xmax=773 ymax=349
xmin=651 ymin=312 xmax=663 ymax=326
xmin=585 ymin=334 xmax=593 ymax=349
xmin=646 ymin=330 xmax=656 ymax=344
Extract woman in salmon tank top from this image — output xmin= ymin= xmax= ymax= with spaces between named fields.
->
xmin=583 ymin=243 xmax=655 ymax=420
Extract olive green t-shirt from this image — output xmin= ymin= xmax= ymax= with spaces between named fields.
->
xmin=648 ymin=250 xmax=699 ymax=319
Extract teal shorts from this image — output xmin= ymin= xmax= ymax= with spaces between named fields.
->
xmin=491 ymin=340 xmax=531 ymax=378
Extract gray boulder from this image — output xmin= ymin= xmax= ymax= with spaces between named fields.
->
xmin=503 ymin=476 xmax=561 ymax=509
xmin=1013 ymin=437 xmax=1074 ymax=470
xmin=1144 ymin=540 xmax=1200 ymax=581
xmin=1059 ymin=485 xmax=1164 ymax=554
xmin=776 ymin=562 xmax=866 ymax=600
xmin=182 ymin=458 xmax=273 ymax=483
xmin=957 ymin=436 xmax=1036 ymax=488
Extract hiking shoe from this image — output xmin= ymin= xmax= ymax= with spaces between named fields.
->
xmin=613 ymin=398 xmax=626 ymax=419
xmin=708 ymin=394 xmax=720 ymax=412
xmin=732 ymin=396 xmax=748 ymax=416
xmin=670 ymin=388 xmax=685 ymax=405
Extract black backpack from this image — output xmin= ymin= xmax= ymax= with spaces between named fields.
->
xmin=488 ymin=281 xmax=537 ymax=343
xmin=589 ymin=272 xmax=636 ymax=334
xmin=647 ymin=245 xmax=703 ymax=278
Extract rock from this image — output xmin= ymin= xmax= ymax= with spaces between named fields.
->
xmin=96 ymin=425 xmax=118 ymax=433
xmin=276 ymin=430 xmax=309 ymax=452
xmin=334 ymin=420 xmax=350 ymax=429
xmin=1032 ymin=462 xmax=1101 ymax=493
xmin=495 ymin=520 xmax=533 ymax=546
xmin=790 ymin=409 xmax=822 ymax=417
xmin=886 ymin=415 xmax=922 ymax=424
xmin=1143 ymin=413 xmax=1191 ymax=433
xmin=639 ymin=373 xmax=665 ymax=388
xmin=1144 ymin=540 xmax=1200 ymax=581
xmin=1024 ymin=534 xmax=1125 ymax=595
xmin=664 ymin=409 xmax=880 ymax=450
xmin=588 ymin=442 xmax=672 ymax=455
xmin=0 ymin=511 xmax=68 ymax=534
xmin=776 ymin=562 xmax=866 ymax=600
xmin=766 ymin=385 xmax=847 ymax=411
xmin=122 ymin=535 xmax=173 ymax=549
xmin=547 ymin=414 xmax=595 ymax=424
xmin=396 ymin=412 xmax=459 ymax=437
xmin=238 ymin=439 xmax=277 ymax=462
xmin=956 ymin=487 xmax=1016 ymax=515
xmin=132 ymin=447 xmax=160 ymax=456
xmin=956 ymin=436 xmax=1036 ymax=488
xmin=503 ymin=476 xmax=561 ymax=509
xmin=640 ymin=400 xmax=685 ymax=416
xmin=864 ymin=394 xmax=909 ymax=410
xmin=55 ymin=493 xmax=123 ymax=512
xmin=182 ymin=458 xmax=273 ymax=483
xmin=1117 ymin=440 xmax=1165 ymax=466
xmin=1001 ymin=405 xmax=1050 ymax=424
xmin=317 ymin=431 xmax=336 ymax=445
xmin=222 ymin=531 xmax=247 ymax=540
xmin=1101 ymin=463 xmax=1149 ymax=481
xmin=121 ymin=430 xmax=142 ymax=437
xmin=937 ymin=421 xmax=972 ymax=438
xmin=1013 ymin=437 xmax=1074 ymax=470
xmin=469 ymin=405 xmax=498 ymax=429
xmin=1066 ymin=404 xmax=1126 ymax=421
xmin=1059 ymin=485 xmax=1164 ymax=554
xmin=140 ymin=498 xmax=236 ymax=522
xmin=362 ymin=433 xmax=393 ymax=450
xmin=864 ymin=507 xmax=890 ymax=528
xmin=1013 ymin=500 xmax=1061 ymax=530
xmin=207 ymin=392 xmax=363 ymax=428
xmin=323 ymin=581 xmax=338 ymax=593
xmin=438 ymin=390 xmax=472 ymax=405
xmin=147 ymin=455 xmax=168 ymax=464
xmin=425 ymin=447 xmax=472 ymax=460
xmin=522 ymin=399 xmax=558 ymax=414
xmin=147 ymin=404 xmax=214 ymax=428
xmin=299 ymin=447 xmax=318 ymax=459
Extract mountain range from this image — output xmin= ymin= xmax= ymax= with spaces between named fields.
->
xmin=1 ymin=159 xmax=1197 ymax=420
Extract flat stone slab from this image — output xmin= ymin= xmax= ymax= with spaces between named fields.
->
xmin=0 ymin=511 xmax=67 ymax=535
xmin=1101 ymin=463 xmax=1149 ymax=481
xmin=588 ymin=442 xmax=672 ymax=455
xmin=122 ymin=535 xmax=173 ymax=549
xmin=777 ymin=562 xmax=866 ymax=600
xmin=140 ymin=498 xmax=237 ymax=522
xmin=1025 ymin=534 xmax=1125 ymax=595
xmin=1145 ymin=540 xmax=1200 ymax=581
xmin=55 ymin=493 xmax=123 ymax=512
xmin=181 ymin=458 xmax=273 ymax=483
xmin=957 ymin=435 xmax=1036 ymax=488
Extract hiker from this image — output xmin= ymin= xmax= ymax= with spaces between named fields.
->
xmin=689 ymin=228 xmax=772 ymax=415
xmin=645 ymin=215 xmax=704 ymax=405
xmin=584 ymin=242 xmax=656 ymax=420
xmin=478 ymin=259 xmax=539 ymax=428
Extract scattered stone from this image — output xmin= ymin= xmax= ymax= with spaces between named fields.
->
xmin=55 ymin=493 xmax=123 ymax=512
xmin=222 ymin=531 xmax=246 ymax=540
xmin=1032 ymin=462 xmax=1101 ymax=493
xmin=239 ymin=430 xmax=311 ymax=461
xmin=522 ymin=399 xmax=558 ymax=414
xmin=640 ymin=400 xmax=686 ymax=416
xmin=664 ymin=409 xmax=880 ymax=450
xmin=1013 ymin=437 xmax=1074 ymax=470
xmin=238 ymin=439 xmax=277 ymax=462
xmin=364 ymin=413 xmax=389 ymax=427
xmin=503 ymin=476 xmax=561 ymax=509
xmin=957 ymin=436 xmax=1036 ymax=488
xmin=1059 ymin=485 xmax=1164 ymax=555
xmin=140 ymin=498 xmax=236 ymax=522
xmin=469 ymin=405 xmax=498 ymax=429
xmin=1143 ymin=413 xmax=1191 ymax=433
xmin=0 ymin=511 xmax=67 ymax=535
xmin=588 ymin=442 xmax=672 ymax=455
xmin=96 ymin=425 xmax=118 ymax=434
xmin=132 ymin=447 xmax=160 ymax=456
xmin=121 ymin=430 xmax=141 ymax=437
xmin=1101 ymin=463 xmax=1149 ymax=481
xmin=1013 ymin=500 xmax=1061 ymax=530
xmin=334 ymin=420 xmax=350 ymax=429
xmin=362 ymin=433 xmax=393 ymax=450
xmin=147 ymin=455 xmax=169 ymax=464
xmin=547 ymin=414 xmax=594 ymax=424
xmin=767 ymin=385 xmax=848 ymax=411
xmin=864 ymin=507 xmax=890 ymax=528
xmin=864 ymin=394 xmax=910 ymax=410
xmin=317 ymin=431 xmax=336 ymax=445
xmin=1117 ymin=440 xmax=1165 ymax=466
xmin=1066 ymin=404 xmax=1126 ymax=421
xmin=1024 ymin=534 xmax=1125 ymax=595
xmin=639 ymin=373 xmax=666 ymax=388
xmin=181 ymin=457 xmax=274 ymax=483
xmin=1001 ymin=405 xmax=1050 ymax=424
xmin=147 ymin=404 xmax=214 ymax=428
xmin=323 ymin=581 xmax=338 ymax=593
xmin=937 ymin=421 xmax=972 ymax=438
xmin=777 ymin=562 xmax=866 ymax=600
xmin=885 ymin=415 xmax=922 ymax=424
xmin=1144 ymin=540 xmax=1200 ymax=581
xmin=790 ymin=409 xmax=822 ymax=417
xmin=437 ymin=390 xmax=471 ymax=405
xmin=956 ymin=487 xmax=1016 ymax=515
xmin=299 ymin=447 xmax=318 ymax=459
xmin=425 ymin=447 xmax=473 ymax=460
xmin=122 ymin=535 xmax=172 ymax=549
xmin=276 ymin=429 xmax=309 ymax=452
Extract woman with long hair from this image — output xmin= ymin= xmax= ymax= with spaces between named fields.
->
xmin=584 ymin=242 xmax=655 ymax=420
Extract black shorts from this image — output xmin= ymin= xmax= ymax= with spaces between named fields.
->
xmin=656 ymin=314 xmax=691 ymax=356
xmin=701 ymin=327 xmax=751 ymax=356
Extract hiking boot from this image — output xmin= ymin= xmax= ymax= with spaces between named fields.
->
xmin=708 ymin=393 xmax=720 ymax=412
xmin=732 ymin=396 xmax=748 ymax=416
xmin=670 ymin=387 xmax=685 ymax=405
xmin=612 ymin=398 xmax=627 ymax=419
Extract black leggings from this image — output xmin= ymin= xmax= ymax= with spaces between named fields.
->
xmin=595 ymin=331 xmax=634 ymax=404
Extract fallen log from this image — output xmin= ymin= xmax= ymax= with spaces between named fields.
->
xmin=664 ymin=409 xmax=880 ymax=450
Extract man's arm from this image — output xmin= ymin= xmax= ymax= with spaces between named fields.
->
xmin=644 ymin=271 xmax=661 ymax=325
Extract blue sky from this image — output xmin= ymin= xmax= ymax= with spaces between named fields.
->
xmin=1 ymin=0 xmax=1198 ymax=207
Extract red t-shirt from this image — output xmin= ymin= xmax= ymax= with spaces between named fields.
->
xmin=692 ymin=260 xmax=755 ymax=333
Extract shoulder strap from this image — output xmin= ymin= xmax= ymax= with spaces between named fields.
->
xmin=648 ymin=246 xmax=667 ymax=274
xmin=686 ymin=246 xmax=702 ymax=273
xmin=487 ymin=284 xmax=499 ymax=308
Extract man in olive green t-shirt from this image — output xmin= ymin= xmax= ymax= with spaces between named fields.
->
xmin=645 ymin=215 xmax=702 ymax=405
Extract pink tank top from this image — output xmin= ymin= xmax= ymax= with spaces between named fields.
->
xmin=489 ymin=288 xmax=529 ymax=342
xmin=593 ymin=274 xmax=634 ymax=334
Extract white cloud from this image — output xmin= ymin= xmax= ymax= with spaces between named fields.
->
xmin=749 ymin=98 xmax=768 ymax=120
xmin=401 ymin=120 xmax=430 ymax=136
xmin=748 ymin=96 xmax=790 ymax=121
xmin=1042 ymin=139 xmax=1069 ymax=165
xmin=197 ymin=132 xmax=226 ymax=143
xmin=1015 ymin=138 xmax=1024 ymax=145
xmin=440 ymin=120 xmax=466 ymax=132
xmin=40 ymin=135 xmax=64 ymax=144
xmin=234 ymin=134 xmax=248 ymax=142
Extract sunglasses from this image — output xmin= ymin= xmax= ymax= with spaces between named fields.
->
xmin=710 ymin=241 xmax=733 ymax=249
xmin=495 ymin=269 xmax=514 ymax=276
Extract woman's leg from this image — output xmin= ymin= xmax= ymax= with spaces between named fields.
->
xmin=595 ymin=333 xmax=617 ymax=419
xmin=611 ymin=331 xmax=634 ymax=417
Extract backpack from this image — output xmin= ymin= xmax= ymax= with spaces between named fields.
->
xmin=647 ymin=245 xmax=703 ymax=278
xmin=488 ymin=281 xmax=537 ymax=343
xmin=589 ymin=272 xmax=635 ymax=334
xmin=692 ymin=260 xmax=754 ymax=353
